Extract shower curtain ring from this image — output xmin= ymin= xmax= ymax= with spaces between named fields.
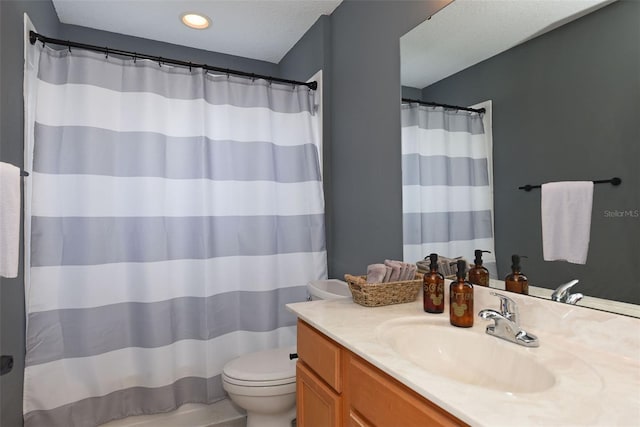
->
xmin=189 ymin=62 xmax=192 ymax=72
xmin=68 ymin=43 xmax=71 ymax=53
xmin=133 ymin=53 xmax=137 ymax=63
xmin=105 ymin=47 xmax=109 ymax=58
xmin=158 ymin=57 xmax=163 ymax=67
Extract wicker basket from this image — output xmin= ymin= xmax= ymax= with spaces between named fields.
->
xmin=344 ymin=273 xmax=422 ymax=307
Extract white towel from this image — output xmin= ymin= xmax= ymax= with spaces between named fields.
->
xmin=541 ymin=181 xmax=594 ymax=264
xmin=0 ymin=162 xmax=21 ymax=278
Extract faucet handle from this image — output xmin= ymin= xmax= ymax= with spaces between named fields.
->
xmin=489 ymin=292 xmax=519 ymax=323
xmin=551 ymin=279 xmax=579 ymax=302
xmin=566 ymin=292 xmax=584 ymax=305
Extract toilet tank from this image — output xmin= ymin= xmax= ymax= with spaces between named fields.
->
xmin=307 ymin=279 xmax=352 ymax=301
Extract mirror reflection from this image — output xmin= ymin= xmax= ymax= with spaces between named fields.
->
xmin=400 ymin=0 xmax=639 ymax=315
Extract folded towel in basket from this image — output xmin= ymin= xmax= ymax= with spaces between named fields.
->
xmin=366 ymin=264 xmax=387 ymax=283
xmin=384 ymin=260 xmax=402 ymax=282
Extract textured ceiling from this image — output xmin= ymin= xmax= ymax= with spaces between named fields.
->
xmin=401 ymin=0 xmax=614 ymax=89
xmin=51 ymin=0 xmax=342 ymax=64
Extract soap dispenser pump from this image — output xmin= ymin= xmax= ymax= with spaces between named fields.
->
xmin=449 ymin=260 xmax=473 ymax=328
xmin=505 ymin=254 xmax=529 ymax=295
xmin=468 ymin=250 xmax=491 ymax=287
xmin=423 ymin=253 xmax=445 ymax=313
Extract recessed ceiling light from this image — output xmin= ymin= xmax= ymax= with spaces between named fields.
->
xmin=181 ymin=13 xmax=210 ymax=30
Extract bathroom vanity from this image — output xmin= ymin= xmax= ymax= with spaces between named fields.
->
xmin=287 ymin=285 xmax=640 ymax=426
xmin=295 ymin=319 xmax=465 ymax=426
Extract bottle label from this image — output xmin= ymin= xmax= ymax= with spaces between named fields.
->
xmin=428 ymin=283 xmax=444 ymax=306
xmin=451 ymin=292 xmax=472 ymax=317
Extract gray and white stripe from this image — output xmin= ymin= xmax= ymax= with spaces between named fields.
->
xmin=24 ymin=46 xmax=325 ymax=426
xmin=401 ymin=103 xmax=496 ymax=271
xmin=34 ymin=124 xmax=321 ymax=181
xmin=31 ymin=215 xmax=325 ymax=266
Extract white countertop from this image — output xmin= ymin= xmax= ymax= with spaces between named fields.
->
xmin=287 ymin=284 xmax=640 ymax=426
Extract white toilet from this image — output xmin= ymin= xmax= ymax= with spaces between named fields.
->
xmin=222 ymin=345 xmax=297 ymax=427
xmin=222 ymin=280 xmax=351 ymax=427
xmin=307 ymin=279 xmax=352 ymax=301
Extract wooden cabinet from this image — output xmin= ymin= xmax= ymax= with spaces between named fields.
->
xmin=297 ymin=320 xmax=342 ymax=392
xmin=297 ymin=361 xmax=342 ymax=427
xmin=296 ymin=319 xmax=468 ymax=427
xmin=296 ymin=320 xmax=342 ymax=427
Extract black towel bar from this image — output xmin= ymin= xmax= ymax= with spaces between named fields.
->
xmin=519 ymin=177 xmax=621 ymax=192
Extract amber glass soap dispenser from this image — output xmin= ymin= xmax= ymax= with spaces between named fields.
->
xmin=449 ymin=260 xmax=473 ymax=328
xmin=423 ymin=253 xmax=445 ymax=313
xmin=468 ymin=249 xmax=491 ymax=287
xmin=505 ymin=254 xmax=529 ymax=295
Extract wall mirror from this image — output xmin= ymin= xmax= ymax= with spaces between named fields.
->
xmin=400 ymin=0 xmax=639 ymax=316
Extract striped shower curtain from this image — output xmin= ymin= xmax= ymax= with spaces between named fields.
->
xmin=23 ymin=46 xmax=326 ymax=426
xmin=401 ymin=103 xmax=496 ymax=276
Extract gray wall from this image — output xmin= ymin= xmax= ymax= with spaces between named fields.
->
xmin=328 ymin=0 xmax=450 ymax=278
xmin=420 ymin=0 xmax=640 ymax=304
xmin=57 ymin=25 xmax=279 ymax=76
xmin=1 ymin=3 xmax=60 ymax=426
xmin=402 ymin=85 xmax=423 ymax=100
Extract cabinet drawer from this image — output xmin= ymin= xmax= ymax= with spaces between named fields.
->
xmin=348 ymin=354 xmax=467 ymax=427
xmin=297 ymin=320 xmax=342 ymax=392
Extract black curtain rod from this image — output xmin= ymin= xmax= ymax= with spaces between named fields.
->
xmin=519 ymin=177 xmax=622 ymax=192
xmin=402 ymin=98 xmax=485 ymax=114
xmin=29 ymin=31 xmax=317 ymax=90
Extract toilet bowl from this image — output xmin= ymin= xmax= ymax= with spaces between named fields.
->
xmin=222 ymin=345 xmax=297 ymax=427
xmin=222 ymin=279 xmax=349 ymax=427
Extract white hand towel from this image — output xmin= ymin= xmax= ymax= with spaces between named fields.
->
xmin=541 ymin=181 xmax=594 ymax=264
xmin=0 ymin=162 xmax=21 ymax=278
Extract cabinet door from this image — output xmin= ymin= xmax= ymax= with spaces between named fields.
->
xmin=297 ymin=361 xmax=342 ymax=427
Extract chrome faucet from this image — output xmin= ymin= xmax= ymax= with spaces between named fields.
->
xmin=478 ymin=292 xmax=539 ymax=347
xmin=551 ymin=279 xmax=583 ymax=305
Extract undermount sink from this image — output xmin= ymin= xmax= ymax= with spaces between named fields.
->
xmin=376 ymin=317 xmax=556 ymax=393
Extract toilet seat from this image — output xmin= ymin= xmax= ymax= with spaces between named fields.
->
xmin=222 ymin=345 xmax=297 ymax=387
xmin=223 ymin=375 xmax=295 ymax=387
